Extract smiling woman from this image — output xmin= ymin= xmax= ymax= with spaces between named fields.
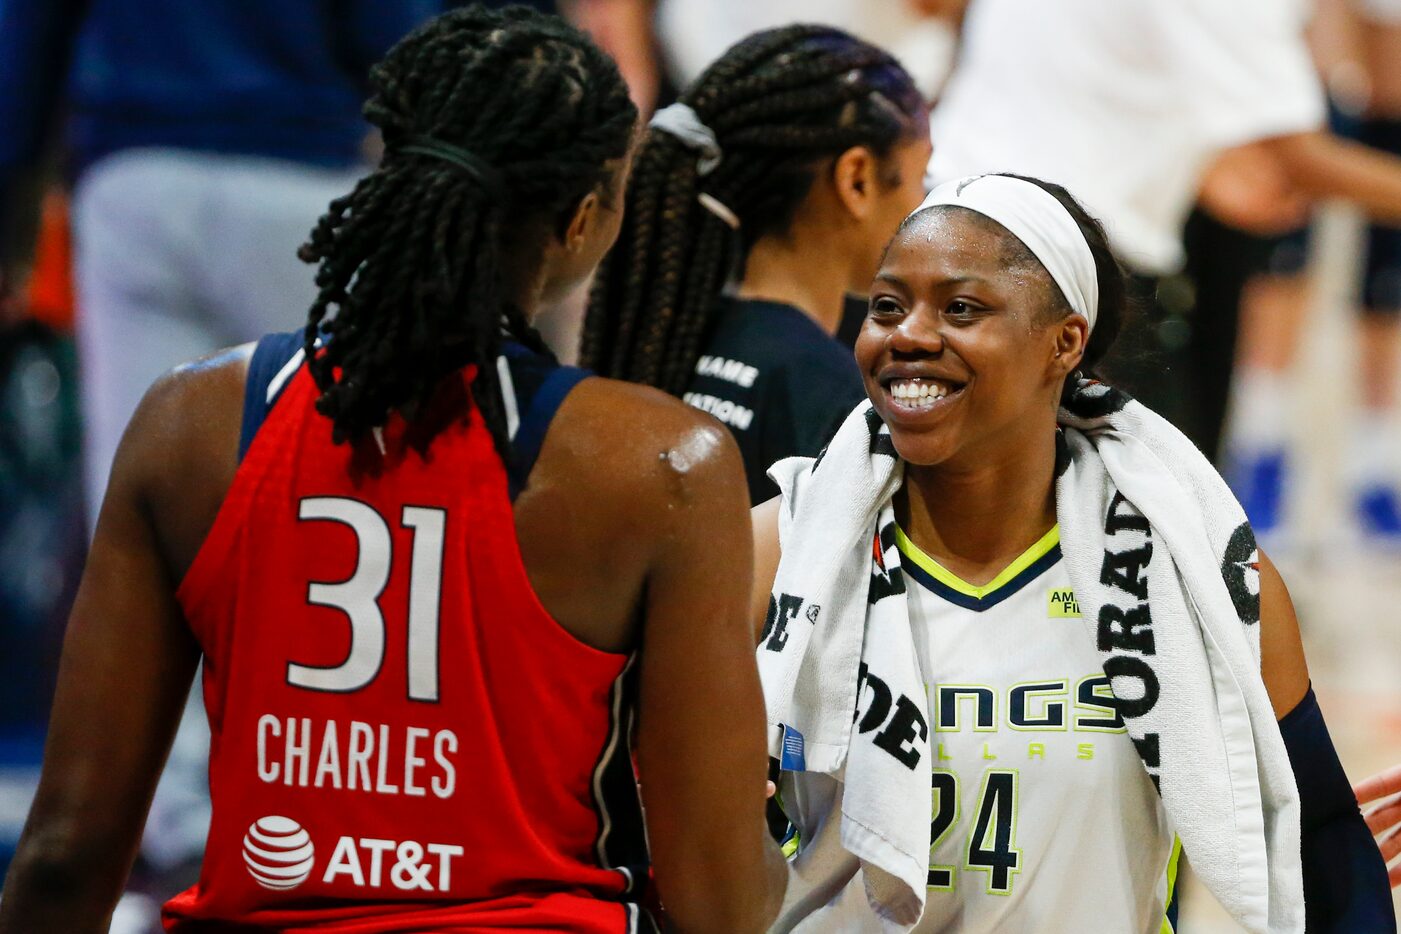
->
xmin=857 ymin=175 xmax=1124 ymax=501
xmin=752 ymin=174 xmax=1393 ymax=932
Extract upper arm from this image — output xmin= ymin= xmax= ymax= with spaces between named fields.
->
xmin=751 ymin=496 xmax=782 ymax=641
xmin=633 ymin=419 xmax=777 ymax=929
xmin=1259 ymin=548 xmax=1311 ymax=719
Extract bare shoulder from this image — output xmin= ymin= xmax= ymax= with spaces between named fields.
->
xmin=547 ymin=375 xmax=746 ymax=512
xmin=110 ymin=344 xmax=255 ymax=578
xmin=121 ymin=344 xmax=253 ymax=488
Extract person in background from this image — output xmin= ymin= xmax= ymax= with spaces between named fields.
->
xmin=1228 ymin=0 xmax=1401 ymax=543
xmin=0 ymin=0 xmax=441 ymax=526
xmin=654 ymin=0 xmax=956 ymax=101
xmin=580 ymin=25 xmax=929 ymax=504
xmin=0 ymin=8 xmax=785 ymax=931
xmin=929 ymin=0 xmax=1401 ymax=457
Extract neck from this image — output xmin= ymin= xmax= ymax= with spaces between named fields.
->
xmin=898 ymin=431 xmax=1059 ymax=585
xmin=737 ymin=229 xmax=854 ymax=336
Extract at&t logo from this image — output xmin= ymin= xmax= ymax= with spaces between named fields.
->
xmin=243 ymin=816 xmax=315 ymax=890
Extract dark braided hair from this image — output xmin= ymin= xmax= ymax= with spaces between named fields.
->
xmin=299 ymin=5 xmax=636 ymax=454
xmin=580 ymin=25 xmax=924 ymax=396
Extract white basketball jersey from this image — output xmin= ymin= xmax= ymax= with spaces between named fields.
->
xmin=776 ymin=525 xmax=1178 ymax=934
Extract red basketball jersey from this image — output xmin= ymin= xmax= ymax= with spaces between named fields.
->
xmin=164 ymin=339 xmax=653 ymax=932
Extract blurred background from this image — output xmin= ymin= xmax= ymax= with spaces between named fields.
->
xmin=0 ymin=0 xmax=1397 ymax=929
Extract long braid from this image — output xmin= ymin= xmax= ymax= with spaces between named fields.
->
xmin=582 ymin=25 xmax=923 ymax=396
xmin=300 ymin=5 xmax=635 ymax=455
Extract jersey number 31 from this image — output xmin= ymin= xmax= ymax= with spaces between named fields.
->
xmin=289 ymin=497 xmax=445 ymax=702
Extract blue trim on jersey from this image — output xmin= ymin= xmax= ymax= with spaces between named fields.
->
xmin=901 ymin=544 xmax=1063 ymax=612
xmin=506 ymin=361 xmax=589 ymax=501
xmin=237 ymin=334 xmax=589 ymax=496
xmin=238 ymin=330 xmax=307 ymax=462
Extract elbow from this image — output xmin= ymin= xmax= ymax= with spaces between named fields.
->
xmin=658 ymin=845 xmax=785 ymax=934
xmin=5 ymin=821 xmax=126 ymax=903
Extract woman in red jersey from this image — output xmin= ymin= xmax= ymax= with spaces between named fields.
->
xmin=0 ymin=7 xmax=785 ymax=933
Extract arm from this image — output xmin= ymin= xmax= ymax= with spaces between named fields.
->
xmin=1197 ymin=141 xmax=1311 ymax=236
xmin=1354 ymin=764 xmax=1401 ymax=888
xmin=0 ymin=373 xmax=202 ymax=933
xmin=1265 ymin=130 xmax=1401 ymax=222
xmin=635 ymin=424 xmax=786 ymax=932
xmin=1259 ymin=551 xmax=1397 ymax=931
xmin=563 ymin=0 xmax=660 ymax=116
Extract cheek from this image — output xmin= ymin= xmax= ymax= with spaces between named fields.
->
xmin=853 ymin=321 xmax=885 ymax=374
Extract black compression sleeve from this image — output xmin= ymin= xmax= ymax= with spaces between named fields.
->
xmin=1280 ymin=687 xmax=1396 ymax=932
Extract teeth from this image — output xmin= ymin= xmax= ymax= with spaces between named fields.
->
xmin=889 ymin=378 xmax=951 ymax=405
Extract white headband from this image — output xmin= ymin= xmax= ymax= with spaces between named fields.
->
xmin=915 ymin=175 xmax=1099 ymax=331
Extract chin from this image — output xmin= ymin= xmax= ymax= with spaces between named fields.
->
xmin=886 ymin=425 xmax=961 ymax=469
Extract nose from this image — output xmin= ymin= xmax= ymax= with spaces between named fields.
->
xmin=889 ymin=305 xmax=944 ymax=357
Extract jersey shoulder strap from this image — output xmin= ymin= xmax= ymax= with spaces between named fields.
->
xmin=238 ymin=330 xmax=308 ymax=462
xmin=500 ymin=342 xmax=590 ymax=500
xmin=236 ymin=334 xmax=588 ymax=488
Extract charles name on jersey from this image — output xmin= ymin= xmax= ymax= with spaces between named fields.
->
xmin=256 ymin=714 xmax=459 ymax=798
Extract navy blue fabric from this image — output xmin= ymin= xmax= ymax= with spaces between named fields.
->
xmin=901 ymin=544 xmax=1063 ymax=613
xmin=237 ymin=336 xmax=588 ymax=495
xmin=238 ymin=331 xmax=307 ymax=462
xmin=1280 ymin=688 xmax=1396 ymax=933
xmin=500 ymin=342 xmax=589 ymax=501
xmin=687 ymin=296 xmax=867 ymax=505
xmin=0 ymin=0 xmax=439 ymax=179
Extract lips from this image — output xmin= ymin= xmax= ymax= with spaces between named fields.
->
xmin=878 ymin=374 xmax=966 ymax=420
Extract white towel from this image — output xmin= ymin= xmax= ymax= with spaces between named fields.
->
xmin=758 ymin=381 xmax=1303 ymax=932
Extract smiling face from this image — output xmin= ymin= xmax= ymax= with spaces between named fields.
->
xmin=856 ymin=207 xmax=1088 ymax=469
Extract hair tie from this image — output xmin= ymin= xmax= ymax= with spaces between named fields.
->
xmin=649 ymin=103 xmax=722 ymax=176
xmin=398 ymin=135 xmax=505 ymax=189
xmin=697 ymin=192 xmax=741 ymax=230
xmin=916 ymin=174 xmax=1099 ymax=331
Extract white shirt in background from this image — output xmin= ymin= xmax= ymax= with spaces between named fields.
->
xmin=654 ymin=0 xmax=956 ymax=98
xmin=928 ymin=0 xmax=1326 ymax=274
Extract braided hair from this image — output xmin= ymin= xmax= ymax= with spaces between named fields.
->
xmin=580 ymin=25 xmax=924 ymax=396
xmin=299 ymin=5 xmax=636 ymax=454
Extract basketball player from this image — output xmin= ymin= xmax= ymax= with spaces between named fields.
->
xmin=0 ymin=8 xmax=784 ymax=932
xmin=581 ymin=25 xmax=929 ymax=503
xmin=754 ymin=175 xmax=1393 ymax=931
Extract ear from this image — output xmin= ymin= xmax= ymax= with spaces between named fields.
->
xmin=831 ymin=146 xmax=880 ymax=223
xmin=1049 ymin=314 xmax=1090 ymax=381
xmin=560 ymin=190 xmax=601 ymax=254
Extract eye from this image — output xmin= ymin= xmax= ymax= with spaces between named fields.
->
xmin=869 ymin=296 xmax=905 ymax=318
xmin=947 ymin=300 xmax=975 ymax=316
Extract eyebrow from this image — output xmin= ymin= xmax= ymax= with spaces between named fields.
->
xmin=876 ymin=272 xmax=995 ymax=289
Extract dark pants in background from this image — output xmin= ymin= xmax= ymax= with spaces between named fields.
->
xmin=1105 ymin=210 xmax=1270 ymax=464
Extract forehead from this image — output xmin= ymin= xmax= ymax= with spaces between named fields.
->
xmin=882 ymin=207 xmax=1045 ymax=288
